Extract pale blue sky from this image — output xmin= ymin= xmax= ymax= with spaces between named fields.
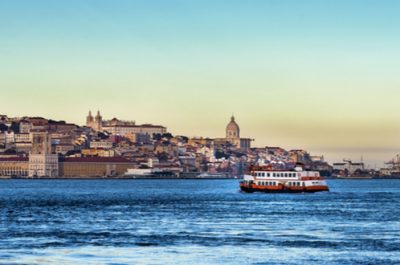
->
xmin=1 ymin=0 xmax=400 ymax=166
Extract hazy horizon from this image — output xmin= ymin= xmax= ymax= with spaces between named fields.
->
xmin=1 ymin=0 xmax=400 ymax=167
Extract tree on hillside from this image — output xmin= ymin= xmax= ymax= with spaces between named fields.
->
xmin=9 ymin=122 xmax=19 ymax=133
xmin=0 ymin=124 xmax=7 ymax=132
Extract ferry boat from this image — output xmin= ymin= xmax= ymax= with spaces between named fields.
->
xmin=240 ymin=166 xmax=329 ymax=193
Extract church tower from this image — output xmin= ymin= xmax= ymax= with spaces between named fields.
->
xmin=86 ymin=111 xmax=94 ymax=127
xmin=86 ymin=110 xmax=102 ymax=131
xmin=94 ymin=110 xmax=102 ymax=131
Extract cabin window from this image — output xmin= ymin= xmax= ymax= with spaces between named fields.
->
xmin=267 ymin=173 xmax=270 ymax=177
xmin=262 ymin=172 xmax=266 ymax=177
xmin=273 ymin=173 xmax=276 ymax=177
xmin=284 ymin=173 xmax=288 ymax=177
xmin=273 ymin=182 xmax=276 ymax=185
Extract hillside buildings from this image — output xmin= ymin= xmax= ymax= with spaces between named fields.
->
xmin=0 ymin=112 xmax=334 ymax=178
xmin=86 ymin=111 xmax=167 ymax=136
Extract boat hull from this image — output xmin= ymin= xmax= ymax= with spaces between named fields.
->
xmin=240 ymin=184 xmax=329 ymax=193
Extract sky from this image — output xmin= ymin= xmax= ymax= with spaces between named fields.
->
xmin=1 ymin=0 xmax=400 ymax=167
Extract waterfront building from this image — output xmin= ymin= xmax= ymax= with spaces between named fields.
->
xmin=179 ymin=155 xmax=197 ymax=172
xmin=59 ymin=157 xmax=135 ymax=177
xmin=332 ymin=160 xmax=365 ymax=174
xmin=0 ymin=157 xmax=29 ymax=177
xmin=28 ymin=130 xmax=59 ymax=177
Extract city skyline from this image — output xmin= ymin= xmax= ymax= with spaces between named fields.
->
xmin=1 ymin=0 xmax=400 ymax=166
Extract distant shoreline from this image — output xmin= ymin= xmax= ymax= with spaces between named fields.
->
xmin=0 ymin=176 xmax=238 ymax=180
xmin=1 ymin=176 xmax=399 ymax=180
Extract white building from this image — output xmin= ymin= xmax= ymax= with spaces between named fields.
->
xmin=90 ymin=140 xmax=113 ymax=149
xmin=28 ymin=130 xmax=59 ymax=177
xmin=29 ymin=154 xmax=59 ymax=177
xmin=102 ymin=124 xmax=166 ymax=136
xmin=19 ymin=121 xmax=32 ymax=133
xmin=333 ymin=160 xmax=364 ymax=174
xmin=5 ymin=131 xmax=15 ymax=144
xmin=15 ymin=133 xmax=31 ymax=143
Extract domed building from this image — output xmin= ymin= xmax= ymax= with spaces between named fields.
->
xmin=223 ymin=115 xmax=252 ymax=150
xmin=226 ymin=116 xmax=240 ymax=139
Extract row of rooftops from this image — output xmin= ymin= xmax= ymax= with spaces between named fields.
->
xmin=0 ymin=155 xmax=132 ymax=163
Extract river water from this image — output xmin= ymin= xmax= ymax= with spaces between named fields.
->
xmin=0 ymin=179 xmax=399 ymax=264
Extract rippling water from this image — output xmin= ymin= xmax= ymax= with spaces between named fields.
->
xmin=0 ymin=179 xmax=399 ymax=264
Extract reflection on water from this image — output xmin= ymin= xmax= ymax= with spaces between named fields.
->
xmin=0 ymin=179 xmax=399 ymax=265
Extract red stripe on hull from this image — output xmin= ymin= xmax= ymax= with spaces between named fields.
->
xmin=240 ymin=184 xmax=329 ymax=193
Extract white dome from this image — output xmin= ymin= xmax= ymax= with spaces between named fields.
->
xmin=226 ymin=116 xmax=240 ymax=138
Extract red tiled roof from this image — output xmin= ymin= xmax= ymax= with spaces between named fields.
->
xmin=0 ymin=157 xmax=29 ymax=162
xmin=61 ymin=157 xmax=132 ymax=163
